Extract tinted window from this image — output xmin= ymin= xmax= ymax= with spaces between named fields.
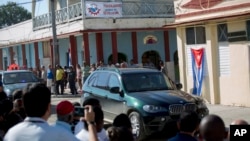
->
xmin=88 ymin=73 xmax=97 ymax=86
xmin=3 ymin=72 xmax=39 ymax=84
xmin=96 ymin=72 xmax=110 ymax=89
xmin=108 ymin=74 xmax=120 ymax=88
xmin=122 ymin=72 xmax=174 ymax=92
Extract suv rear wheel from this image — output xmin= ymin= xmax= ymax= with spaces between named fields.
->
xmin=129 ymin=112 xmax=146 ymax=141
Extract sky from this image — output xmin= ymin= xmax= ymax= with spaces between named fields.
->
xmin=0 ymin=0 xmax=48 ymax=16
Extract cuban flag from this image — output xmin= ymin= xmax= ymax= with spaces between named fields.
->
xmin=68 ymin=48 xmax=72 ymax=66
xmin=191 ymin=48 xmax=205 ymax=96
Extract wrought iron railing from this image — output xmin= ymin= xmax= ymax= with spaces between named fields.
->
xmin=32 ymin=0 xmax=174 ymax=30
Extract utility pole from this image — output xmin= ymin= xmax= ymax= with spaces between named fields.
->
xmin=50 ymin=0 xmax=59 ymax=68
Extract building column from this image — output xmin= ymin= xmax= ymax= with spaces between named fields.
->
xmin=96 ymin=33 xmax=104 ymax=62
xmin=21 ymin=44 xmax=27 ymax=68
xmin=131 ymin=32 xmax=138 ymax=63
xmin=9 ymin=47 xmax=15 ymax=64
xmin=83 ymin=33 xmax=90 ymax=65
xmin=176 ymin=28 xmax=187 ymax=91
xmin=0 ymin=49 xmax=3 ymax=70
xmin=69 ymin=35 xmax=77 ymax=67
xmin=49 ymin=39 xmax=54 ymax=67
xmin=34 ymin=42 xmax=40 ymax=67
xmin=205 ymin=25 xmax=220 ymax=104
xmin=164 ymin=31 xmax=170 ymax=62
xmin=111 ymin=32 xmax=118 ymax=63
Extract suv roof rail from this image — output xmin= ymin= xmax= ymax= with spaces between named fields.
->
xmin=96 ymin=67 xmax=120 ymax=73
xmin=141 ymin=66 xmax=158 ymax=70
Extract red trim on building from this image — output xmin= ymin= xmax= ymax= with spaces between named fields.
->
xmin=164 ymin=31 xmax=170 ymax=62
xmin=21 ymin=44 xmax=27 ymax=67
xmin=9 ymin=47 xmax=14 ymax=64
xmin=131 ymin=32 xmax=138 ymax=64
xmin=49 ymin=39 xmax=54 ymax=67
xmin=111 ymin=32 xmax=118 ymax=63
xmin=96 ymin=33 xmax=104 ymax=62
xmin=182 ymin=0 xmax=223 ymax=9
xmin=0 ymin=49 xmax=3 ymax=70
xmin=83 ymin=33 xmax=90 ymax=65
xmin=69 ymin=35 xmax=78 ymax=67
xmin=176 ymin=2 xmax=250 ymax=19
xmin=165 ymin=11 xmax=250 ymax=27
xmin=34 ymin=42 xmax=39 ymax=67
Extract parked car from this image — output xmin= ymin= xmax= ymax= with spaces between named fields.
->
xmin=0 ymin=70 xmax=42 ymax=100
xmin=81 ymin=67 xmax=209 ymax=140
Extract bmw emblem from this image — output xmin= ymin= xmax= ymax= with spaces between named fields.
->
xmin=179 ymin=101 xmax=184 ymax=103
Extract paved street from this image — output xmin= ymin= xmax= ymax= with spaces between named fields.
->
xmin=49 ymin=95 xmax=250 ymax=140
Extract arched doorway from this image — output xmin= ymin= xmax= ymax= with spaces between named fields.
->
xmin=141 ymin=50 xmax=160 ymax=67
xmin=108 ymin=52 xmax=127 ymax=63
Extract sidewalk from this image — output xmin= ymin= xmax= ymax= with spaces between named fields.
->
xmin=51 ymin=88 xmax=82 ymax=98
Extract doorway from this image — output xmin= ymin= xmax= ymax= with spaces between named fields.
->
xmin=141 ymin=50 xmax=160 ymax=67
xmin=108 ymin=52 xmax=127 ymax=64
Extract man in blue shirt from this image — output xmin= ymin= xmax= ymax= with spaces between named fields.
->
xmin=168 ymin=111 xmax=200 ymax=141
xmin=46 ymin=65 xmax=54 ymax=93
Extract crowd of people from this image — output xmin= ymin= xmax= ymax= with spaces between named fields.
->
xmin=0 ymin=82 xmax=249 ymax=141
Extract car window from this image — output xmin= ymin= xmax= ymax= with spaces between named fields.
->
xmin=122 ymin=72 xmax=174 ymax=92
xmin=3 ymin=72 xmax=39 ymax=84
xmin=108 ymin=74 xmax=120 ymax=88
xmin=96 ymin=72 xmax=110 ymax=89
xmin=88 ymin=73 xmax=97 ymax=86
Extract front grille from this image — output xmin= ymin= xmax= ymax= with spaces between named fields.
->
xmin=184 ymin=103 xmax=197 ymax=111
xmin=169 ymin=104 xmax=184 ymax=115
xmin=169 ymin=103 xmax=197 ymax=115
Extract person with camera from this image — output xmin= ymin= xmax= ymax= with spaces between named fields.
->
xmin=53 ymin=100 xmax=99 ymax=141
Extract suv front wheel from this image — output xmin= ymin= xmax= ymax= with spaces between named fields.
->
xmin=129 ymin=111 xmax=146 ymax=141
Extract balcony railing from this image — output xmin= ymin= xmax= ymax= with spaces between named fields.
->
xmin=32 ymin=0 xmax=174 ymax=30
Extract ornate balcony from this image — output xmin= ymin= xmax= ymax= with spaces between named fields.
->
xmin=32 ymin=0 xmax=174 ymax=30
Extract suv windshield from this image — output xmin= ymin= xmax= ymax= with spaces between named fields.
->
xmin=3 ymin=72 xmax=39 ymax=84
xmin=122 ymin=72 xmax=174 ymax=92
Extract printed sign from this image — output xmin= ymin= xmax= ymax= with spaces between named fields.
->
xmin=85 ymin=1 xmax=122 ymax=18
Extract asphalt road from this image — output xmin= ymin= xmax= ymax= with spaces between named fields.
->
xmin=49 ymin=95 xmax=250 ymax=140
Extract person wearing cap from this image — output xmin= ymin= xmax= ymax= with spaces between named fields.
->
xmin=51 ymin=100 xmax=79 ymax=141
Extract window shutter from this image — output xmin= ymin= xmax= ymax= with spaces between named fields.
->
xmin=218 ymin=43 xmax=230 ymax=76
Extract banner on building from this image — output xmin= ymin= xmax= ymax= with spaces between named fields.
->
xmin=191 ymin=48 xmax=205 ymax=96
xmin=85 ymin=1 xmax=122 ymax=18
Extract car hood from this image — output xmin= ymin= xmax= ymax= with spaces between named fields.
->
xmin=4 ymin=83 xmax=31 ymax=90
xmin=128 ymin=90 xmax=196 ymax=106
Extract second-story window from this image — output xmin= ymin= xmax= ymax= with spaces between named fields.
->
xmin=247 ymin=20 xmax=250 ymax=41
xmin=186 ymin=26 xmax=206 ymax=45
xmin=217 ymin=24 xmax=228 ymax=42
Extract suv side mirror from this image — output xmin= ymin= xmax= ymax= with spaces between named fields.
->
xmin=110 ymin=87 xmax=120 ymax=93
xmin=110 ymin=87 xmax=124 ymax=97
xmin=176 ymin=83 xmax=183 ymax=90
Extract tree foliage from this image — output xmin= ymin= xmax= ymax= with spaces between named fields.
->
xmin=0 ymin=2 xmax=31 ymax=28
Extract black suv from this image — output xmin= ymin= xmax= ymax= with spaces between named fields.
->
xmin=81 ymin=67 xmax=209 ymax=140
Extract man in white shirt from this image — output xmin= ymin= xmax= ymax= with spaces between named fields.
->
xmin=4 ymin=84 xmax=99 ymax=141
xmin=75 ymin=107 xmax=108 ymax=141
xmin=4 ymin=83 xmax=61 ymax=141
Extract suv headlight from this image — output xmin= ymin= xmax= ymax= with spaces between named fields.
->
xmin=197 ymin=101 xmax=207 ymax=109
xmin=4 ymin=88 xmax=11 ymax=96
xmin=143 ymin=105 xmax=168 ymax=113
